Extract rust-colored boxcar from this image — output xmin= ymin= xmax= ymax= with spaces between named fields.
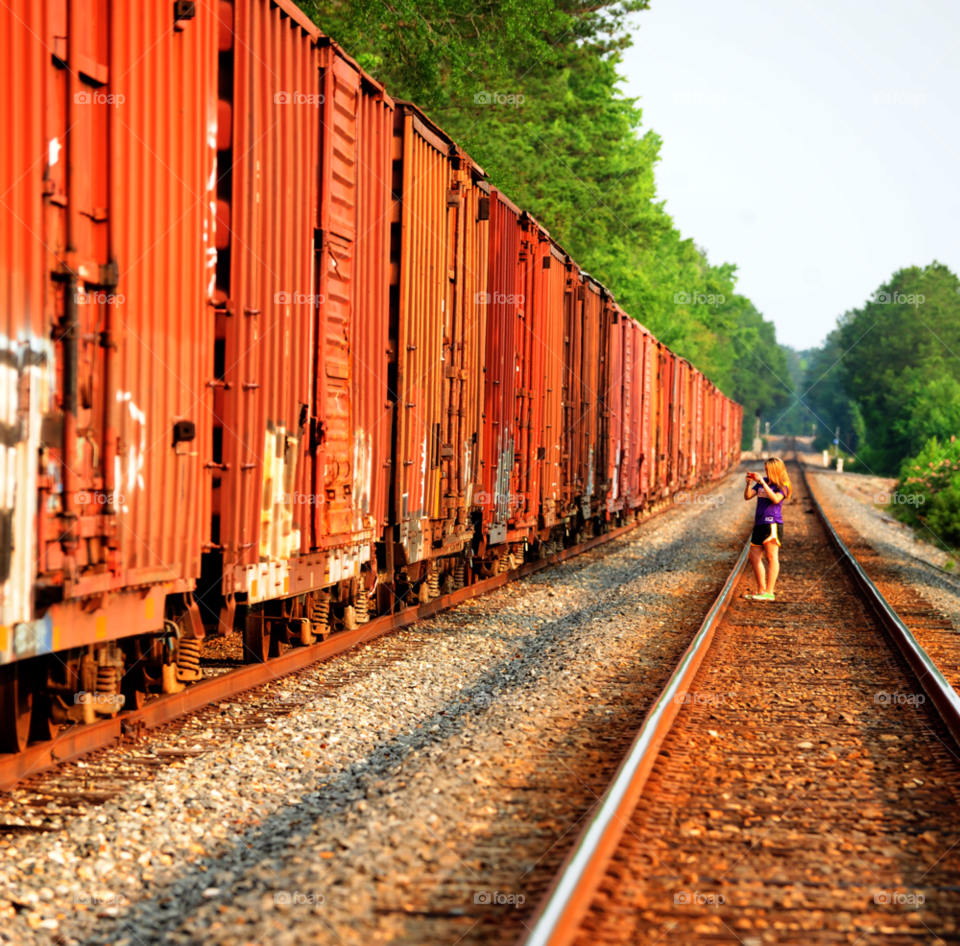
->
xmin=537 ymin=240 xmax=570 ymax=534
xmin=213 ymin=7 xmax=399 ymax=655
xmin=388 ymin=104 xmax=489 ymax=598
xmin=478 ymin=188 xmax=523 ymax=553
xmin=0 ymin=0 xmax=219 ymax=746
xmin=213 ymin=0 xmax=321 ymax=634
xmin=509 ymin=214 xmax=548 ymax=545
xmin=599 ymin=300 xmax=625 ymax=515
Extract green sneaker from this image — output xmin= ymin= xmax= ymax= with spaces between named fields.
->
xmin=754 ymin=592 xmax=776 ymax=601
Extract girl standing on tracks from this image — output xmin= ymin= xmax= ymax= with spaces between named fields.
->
xmin=743 ymin=456 xmax=792 ymax=601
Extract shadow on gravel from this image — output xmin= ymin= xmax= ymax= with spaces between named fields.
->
xmin=76 ymin=485 xmax=749 ymax=946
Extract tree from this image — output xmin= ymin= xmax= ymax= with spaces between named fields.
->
xmin=838 ymin=263 xmax=960 ymax=474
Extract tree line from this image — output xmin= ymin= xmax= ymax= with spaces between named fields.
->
xmin=298 ymin=0 xmax=791 ymax=446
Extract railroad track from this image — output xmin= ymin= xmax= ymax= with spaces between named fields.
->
xmin=0 ymin=501 xmax=683 ymax=796
xmin=520 ymin=459 xmax=960 ymax=946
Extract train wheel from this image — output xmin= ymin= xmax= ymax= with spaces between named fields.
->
xmin=243 ymin=615 xmax=270 ymax=663
xmin=29 ymin=693 xmax=58 ymax=743
xmin=121 ymin=639 xmax=149 ymax=710
xmin=121 ymin=666 xmax=148 ymax=710
xmin=0 ymin=663 xmax=32 ymax=753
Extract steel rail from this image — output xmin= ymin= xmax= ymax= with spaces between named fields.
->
xmin=516 ymin=539 xmax=752 ymax=946
xmin=801 ymin=462 xmax=960 ymax=747
xmin=519 ymin=459 xmax=960 ymax=946
xmin=0 ymin=499 xmax=688 ymax=792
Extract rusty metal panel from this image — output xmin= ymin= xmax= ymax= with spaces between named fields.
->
xmin=388 ymin=106 xmax=486 ymax=566
xmin=315 ymin=49 xmax=362 ymax=543
xmin=538 ymin=241 xmax=567 ymax=524
xmin=393 ymin=109 xmax=453 ymax=562
xmin=104 ymin=1 xmax=217 ymax=589
xmin=352 ymin=81 xmax=394 ymax=543
xmin=458 ymin=176 xmax=490 ymax=525
xmin=655 ymin=344 xmax=672 ymax=496
xmin=218 ymin=0 xmax=319 ymax=584
xmin=479 ymin=189 xmax=521 ymax=543
xmin=692 ymin=370 xmax=704 ymax=485
xmin=638 ymin=329 xmax=655 ymax=500
xmin=601 ymin=301 xmax=624 ymax=513
xmin=1 ymin=0 xmax=217 ymax=657
xmin=561 ymin=262 xmax=582 ymax=514
xmin=510 ymin=216 xmax=546 ymax=534
xmin=579 ymin=280 xmax=602 ymax=512
xmin=0 ymin=0 xmax=52 ymax=632
xmin=676 ymin=359 xmax=690 ymax=484
xmin=625 ymin=318 xmax=646 ymax=508
xmin=272 ymin=47 xmax=390 ymax=567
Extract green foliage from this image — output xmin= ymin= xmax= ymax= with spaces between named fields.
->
xmin=837 ymin=262 xmax=960 ymax=474
xmin=895 ymin=436 xmax=960 ymax=551
xmin=297 ymin=0 xmax=647 ymax=108
xmin=301 ymin=0 xmax=790 ymax=446
xmin=718 ymin=298 xmax=792 ymax=445
xmin=800 ymin=327 xmax=864 ymax=455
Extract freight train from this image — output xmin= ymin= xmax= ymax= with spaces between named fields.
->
xmin=0 ymin=0 xmax=742 ymax=752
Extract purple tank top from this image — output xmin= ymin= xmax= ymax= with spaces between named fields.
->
xmin=753 ymin=480 xmax=787 ymax=525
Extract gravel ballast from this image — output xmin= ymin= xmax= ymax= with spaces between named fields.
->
xmin=0 ymin=471 xmax=755 ymax=946
xmin=802 ymin=461 xmax=960 ymax=629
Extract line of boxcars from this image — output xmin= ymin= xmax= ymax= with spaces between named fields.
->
xmin=0 ymin=0 xmax=741 ymax=751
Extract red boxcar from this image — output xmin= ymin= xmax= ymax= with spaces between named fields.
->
xmin=478 ymin=189 xmax=523 ymax=553
xmin=213 ymin=0 xmax=321 ymax=645
xmin=0 ymin=0 xmax=220 ymax=746
xmin=387 ymin=104 xmax=489 ymax=599
xmin=537 ymin=240 xmax=570 ymax=536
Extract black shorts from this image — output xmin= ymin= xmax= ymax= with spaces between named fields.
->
xmin=751 ymin=522 xmax=783 ymax=547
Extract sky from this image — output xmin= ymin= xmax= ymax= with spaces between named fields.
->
xmin=619 ymin=0 xmax=960 ymax=350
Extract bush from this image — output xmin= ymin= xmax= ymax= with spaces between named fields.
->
xmin=896 ymin=436 xmax=960 ymax=550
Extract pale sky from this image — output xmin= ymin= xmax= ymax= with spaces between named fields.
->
xmin=620 ymin=0 xmax=960 ymax=350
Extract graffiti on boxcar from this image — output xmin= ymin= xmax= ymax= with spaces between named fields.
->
xmin=492 ymin=431 xmax=514 ymax=531
xmin=260 ymin=421 xmax=300 ymax=563
xmin=116 ymin=391 xmax=147 ymax=514
xmin=0 ymin=339 xmax=55 ymax=628
xmin=352 ymin=426 xmax=373 ymax=530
